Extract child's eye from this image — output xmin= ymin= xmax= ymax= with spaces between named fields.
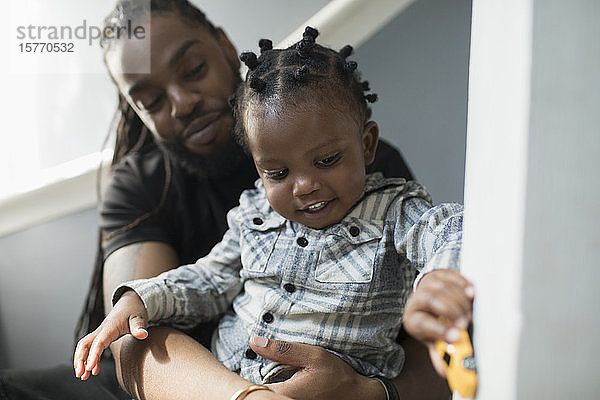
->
xmin=264 ymin=168 xmax=289 ymax=180
xmin=316 ymin=153 xmax=341 ymax=167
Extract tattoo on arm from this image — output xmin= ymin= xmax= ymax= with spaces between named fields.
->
xmin=102 ymin=243 xmax=144 ymax=314
xmin=102 ymin=242 xmax=179 ymax=315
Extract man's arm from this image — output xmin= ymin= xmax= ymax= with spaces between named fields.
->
xmin=102 ymin=241 xmax=178 ymax=314
xmin=392 ymin=335 xmax=450 ymax=399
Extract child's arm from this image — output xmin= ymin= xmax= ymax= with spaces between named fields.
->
xmin=74 ymin=290 xmax=148 ymax=380
xmin=393 ymin=194 xmax=473 ymax=375
xmin=403 ymin=269 xmax=474 ymax=376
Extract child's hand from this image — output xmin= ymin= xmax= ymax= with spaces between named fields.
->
xmin=73 ymin=290 xmax=148 ymax=380
xmin=402 ymin=269 xmax=474 ymax=376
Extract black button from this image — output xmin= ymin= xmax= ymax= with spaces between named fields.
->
xmin=296 ymin=237 xmax=308 ymax=247
xmin=283 ymin=283 xmax=296 ymax=293
xmin=245 ymin=348 xmax=257 ymax=359
xmin=262 ymin=312 xmax=274 ymax=323
xmin=253 ymin=217 xmax=263 ymax=225
xmin=349 ymin=226 xmax=360 ymax=237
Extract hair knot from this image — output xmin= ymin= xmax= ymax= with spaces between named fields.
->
xmin=343 ymin=61 xmax=358 ymax=73
xmin=258 ymin=39 xmax=273 ymax=53
xmin=249 ymin=76 xmax=266 ymax=92
xmin=240 ymin=52 xmax=259 ymax=70
xmin=294 ymin=65 xmax=309 ymax=82
xmin=339 ymin=45 xmax=353 ymax=59
xmin=303 ymin=26 xmax=319 ymax=42
xmin=364 ymin=93 xmax=378 ymax=103
xmin=297 ymin=40 xmax=314 ymax=58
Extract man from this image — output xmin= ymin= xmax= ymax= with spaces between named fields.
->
xmin=1 ymin=1 xmax=453 ymax=399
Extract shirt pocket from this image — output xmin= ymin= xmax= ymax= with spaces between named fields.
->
xmin=315 ymin=220 xmax=383 ymax=284
xmin=240 ymin=213 xmax=284 ymax=273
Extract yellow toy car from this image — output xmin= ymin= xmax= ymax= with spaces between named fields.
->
xmin=435 ymin=328 xmax=478 ymax=398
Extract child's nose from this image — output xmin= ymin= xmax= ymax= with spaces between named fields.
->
xmin=293 ymin=175 xmax=319 ymax=197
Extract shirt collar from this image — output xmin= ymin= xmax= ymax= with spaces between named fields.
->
xmin=239 ymin=173 xmax=406 ymax=234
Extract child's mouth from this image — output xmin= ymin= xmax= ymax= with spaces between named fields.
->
xmin=305 ymin=201 xmax=328 ymax=212
xmin=300 ymin=200 xmax=333 ymax=218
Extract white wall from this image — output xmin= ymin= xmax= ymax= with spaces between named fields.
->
xmin=463 ymin=0 xmax=600 ymax=398
xmin=357 ymin=0 xmax=471 ymax=203
xmin=518 ymin=0 xmax=600 ymax=397
xmin=0 ymin=209 xmax=97 ymax=368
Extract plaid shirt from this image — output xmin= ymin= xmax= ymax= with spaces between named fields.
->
xmin=115 ymin=173 xmax=463 ymax=382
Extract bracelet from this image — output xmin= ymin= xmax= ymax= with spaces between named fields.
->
xmin=229 ymin=384 xmax=272 ymax=400
xmin=371 ymin=375 xmax=400 ymax=400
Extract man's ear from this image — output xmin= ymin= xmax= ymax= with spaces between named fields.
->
xmin=362 ymin=121 xmax=379 ymax=166
xmin=215 ymin=27 xmax=241 ymax=70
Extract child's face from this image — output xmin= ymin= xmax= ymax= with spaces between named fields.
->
xmin=245 ymin=105 xmax=378 ymax=229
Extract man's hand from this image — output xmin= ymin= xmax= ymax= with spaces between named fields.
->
xmin=249 ymin=336 xmax=385 ymax=400
xmin=402 ymin=269 xmax=474 ymax=376
xmin=74 ymin=290 xmax=148 ymax=381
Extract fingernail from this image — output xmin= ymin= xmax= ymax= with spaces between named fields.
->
xmin=446 ymin=328 xmax=460 ymax=343
xmin=456 ymin=317 xmax=468 ymax=329
xmin=465 ymin=286 xmax=475 ymax=298
xmin=251 ymin=335 xmax=269 ymax=347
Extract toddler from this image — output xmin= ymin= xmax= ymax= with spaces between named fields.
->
xmin=75 ymin=27 xmax=465 ymax=385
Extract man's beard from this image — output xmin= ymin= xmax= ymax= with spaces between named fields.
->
xmin=155 ymin=66 xmax=246 ymax=179
xmin=157 ymin=136 xmax=247 ymax=180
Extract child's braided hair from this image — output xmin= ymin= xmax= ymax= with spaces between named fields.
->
xmin=230 ymin=26 xmax=378 ymax=153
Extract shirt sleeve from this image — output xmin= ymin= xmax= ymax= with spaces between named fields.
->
xmin=99 ymin=149 xmax=174 ymax=259
xmin=112 ymin=207 xmax=245 ymax=329
xmin=393 ymin=196 xmax=464 ymax=288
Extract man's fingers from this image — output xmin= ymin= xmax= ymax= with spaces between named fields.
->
xmin=249 ymin=336 xmax=325 ymax=368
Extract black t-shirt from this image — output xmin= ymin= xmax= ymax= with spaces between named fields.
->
xmin=100 ymin=140 xmax=413 ymax=263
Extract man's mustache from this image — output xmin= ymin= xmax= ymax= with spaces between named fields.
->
xmin=174 ymin=103 xmax=232 ymax=140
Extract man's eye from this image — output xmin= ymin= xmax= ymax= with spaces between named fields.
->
xmin=316 ymin=153 xmax=341 ymax=167
xmin=264 ymin=169 xmax=289 ymax=180
xmin=139 ymin=96 xmax=163 ymax=113
xmin=185 ymin=63 xmax=205 ymax=79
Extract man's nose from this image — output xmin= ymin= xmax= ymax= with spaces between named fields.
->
xmin=167 ymin=85 xmax=201 ymax=118
xmin=293 ymin=174 xmax=319 ymax=197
